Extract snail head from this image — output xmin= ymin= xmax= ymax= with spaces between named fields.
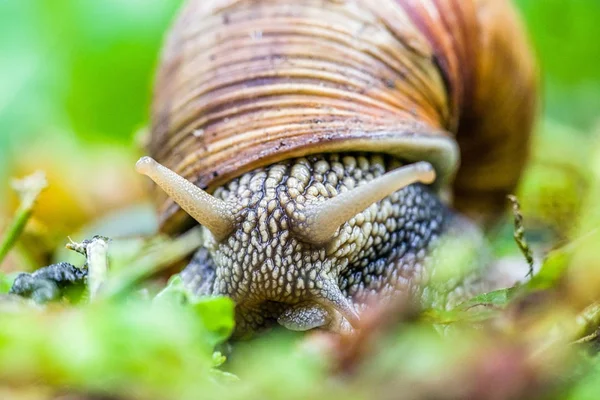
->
xmin=137 ymin=154 xmax=437 ymax=333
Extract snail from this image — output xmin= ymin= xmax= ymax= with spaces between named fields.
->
xmin=137 ymin=0 xmax=537 ymax=336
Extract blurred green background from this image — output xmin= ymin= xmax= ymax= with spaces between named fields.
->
xmin=0 ymin=0 xmax=599 ymax=242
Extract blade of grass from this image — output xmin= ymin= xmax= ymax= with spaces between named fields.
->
xmin=573 ymin=302 xmax=600 ymax=342
xmin=0 ymin=171 xmax=47 ymax=264
xmin=99 ymin=226 xmax=204 ymax=299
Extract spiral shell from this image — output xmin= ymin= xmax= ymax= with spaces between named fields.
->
xmin=149 ymin=0 xmax=537 ymax=233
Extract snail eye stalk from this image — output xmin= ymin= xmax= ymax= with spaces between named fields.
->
xmin=136 ymin=157 xmax=236 ymax=242
xmin=295 ymin=161 xmax=436 ymax=245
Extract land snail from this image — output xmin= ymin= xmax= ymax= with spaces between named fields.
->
xmin=137 ymin=0 xmax=537 ymax=337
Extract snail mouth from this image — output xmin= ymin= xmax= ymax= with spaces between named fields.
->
xmin=271 ymin=275 xmax=360 ymax=333
xmin=233 ymin=279 xmax=360 ymax=333
xmin=277 ymin=301 xmax=355 ymax=333
xmin=232 ymin=271 xmax=360 ymax=333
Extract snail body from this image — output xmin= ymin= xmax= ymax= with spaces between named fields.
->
xmin=139 ymin=0 xmax=537 ymax=336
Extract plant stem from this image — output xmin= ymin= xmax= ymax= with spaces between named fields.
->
xmin=0 ymin=171 xmax=47 ymax=265
xmin=508 ymin=195 xmax=535 ymax=277
xmin=574 ymin=301 xmax=600 ymax=341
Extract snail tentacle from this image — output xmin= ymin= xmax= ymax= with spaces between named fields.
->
xmin=136 ymin=157 xmax=236 ymax=241
xmin=314 ymin=275 xmax=360 ymax=328
xmin=296 ymin=161 xmax=436 ymax=245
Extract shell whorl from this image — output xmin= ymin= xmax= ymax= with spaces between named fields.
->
xmin=149 ymin=0 xmax=537 ymax=233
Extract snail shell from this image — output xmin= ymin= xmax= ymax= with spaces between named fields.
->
xmin=149 ymin=0 xmax=537 ymax=235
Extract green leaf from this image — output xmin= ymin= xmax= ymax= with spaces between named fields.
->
xmin=456 ymin=287 xmax=520 ymax=311
xmin=210 ymin=368 xmax=240 ymax=384
xmin=153 ymin=274 xmax=190 ymax=306
xmin=210 ymin=351 xmax=239 ymax=384
xmin=154 ymin=274 xmax=235 ymax=346
xmin=424 ymin=287 xmax=521 ymax=326
xmin=527 ymin=248 xmax=571 ymax=291
xmin=212 ymin=351 xmax=227 ymax=368
xmin=0 ymin=300 xmax=218 ymax=398
xmin=527 ymin=230 xmax=600 ymax=291
xmin=190 ymin=296 xmax=235 ymax=347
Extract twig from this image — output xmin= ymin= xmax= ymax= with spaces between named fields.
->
xmin=65 ymin=236 xmax=110 ymax=300
xmin=532 ymin=302 xmax=600 ymax=359
xmin=86 ymin=237 xmax=109 ymax=299
xmin=0 ymin=171 xmax=47 ymax=264
xmin=65 ymin=236 xmax=87 ymax=255
xmin=507 ymin=195 xmax=535 ymax=278
xmin=573 ymin=331 xmax=600 ymax=345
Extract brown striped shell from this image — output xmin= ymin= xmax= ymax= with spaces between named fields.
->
xmin=149 ymin=0 xmax=537 ymax=234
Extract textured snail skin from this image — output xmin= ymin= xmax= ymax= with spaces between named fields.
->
xmin=179 ymin=154 xmax=486 ymax=336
